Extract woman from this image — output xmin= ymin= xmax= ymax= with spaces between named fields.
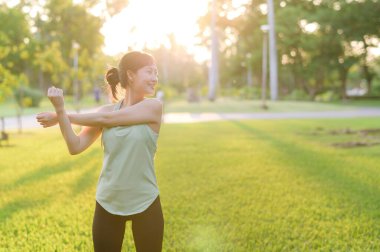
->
xmin=36 ymin=51 xmax=164 ymax=252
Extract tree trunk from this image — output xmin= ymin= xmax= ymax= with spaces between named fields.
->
xmin=315 ymin=67 xmax=325 ymax=95
xmin=38 ymin=70 xmax=45 ymax=92
xmin=295 ymin=48 xmax=309 ymax=95
xmin=339 ymin=67 xmax=348 ymax=99
xmin=362 ymin=37 xmax=374 ymax=94
xmin=362 ymin=64 xmax=373 ymax=93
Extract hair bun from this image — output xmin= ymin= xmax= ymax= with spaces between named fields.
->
xmin=106 ymin=67 xmax=120 ymax=86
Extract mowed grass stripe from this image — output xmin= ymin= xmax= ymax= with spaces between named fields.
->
xmin=1 ymin=118 xmax=380 ymax=251
xmin=222 ymin=120 xmax=380 ymax=250
xmin=157 ymin=119 xmax=380 ymax=251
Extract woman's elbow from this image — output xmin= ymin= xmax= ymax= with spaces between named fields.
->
xmin=69 ymin=148 xmax=79 ymax=155
xmin=68 ymin=145 xmax=82 ymax=155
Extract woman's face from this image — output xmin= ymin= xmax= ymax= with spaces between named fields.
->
xmin=132 ymin=64 xmax=158 ymax=96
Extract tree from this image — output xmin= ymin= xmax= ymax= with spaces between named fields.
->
xmin=30 ymin=0 xmax=104 ymax=100
xmin=225 ymin=0 xmax=380 ymax=100
xmin=0 ymin=4 xmax=31 ymax=102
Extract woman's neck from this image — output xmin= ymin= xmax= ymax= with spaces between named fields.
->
xmin=121 ymin=92 xmax=145 ymax=108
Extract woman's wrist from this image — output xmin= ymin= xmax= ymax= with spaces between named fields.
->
xmin=55 ymin=107 xmax=66 ymax=115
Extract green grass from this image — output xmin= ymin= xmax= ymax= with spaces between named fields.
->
xmin=1 ymin=118 xmax=380 ymax=251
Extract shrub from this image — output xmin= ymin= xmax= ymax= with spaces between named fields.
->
xmin=238 ymin=86 xmax=260 ymax=100
xmin=372 ymin=80 xmax=380 ymax=95
xmin=13 ymin=86 xmax=44 ymax=108
xmin=314 ymin=90 xmax=340 ymax=102
xmin=283 ymin=89 xmax=309 ymax=101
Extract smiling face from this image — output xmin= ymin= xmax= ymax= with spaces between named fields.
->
xmin=128 ymin=64 xmax=158 ymax=96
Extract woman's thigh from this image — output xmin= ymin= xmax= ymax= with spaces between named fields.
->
xmin=92 ymin=201 xmax=127 ymax=252
xmin=131 ymin=195 xmax=164 ymax=252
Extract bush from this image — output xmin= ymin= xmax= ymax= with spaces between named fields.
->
xmin=372 ymin=80 xmax=380 ymax=95
xmin=14 ymin=86 xmax=44 ymax=108
xmin=238 ymin=86 xmax=260 ymax=100
xmin=283 ymin=89 xmax=309 ymax=101
xmin=314 ymin=90 xmax=340 ymax=102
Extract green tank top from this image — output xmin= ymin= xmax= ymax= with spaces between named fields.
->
xmin=96 ymin=100 xmax=160 ymax=215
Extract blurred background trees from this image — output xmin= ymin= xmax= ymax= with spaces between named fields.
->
xmin=198 ymin=0 xmax=380 ymax=101
xmin=0 ymin=0 xmax=379 ymax=108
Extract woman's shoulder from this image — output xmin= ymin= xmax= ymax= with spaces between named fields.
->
xmin=96 ymin=102 xmax=119 ymax=112
xmin=143 ymin=97 xmax=161 ymax=102
xmin=143 ymin=97 xmax=163 ymax=107
xmin=143 ymin=98 xmax=163 ymax=114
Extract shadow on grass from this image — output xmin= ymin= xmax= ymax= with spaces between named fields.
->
xmin=71 ymin=163 xmax=99 ymax=196
xmin=2 ymin=148 xmax=99 ymax=191
xmin=0 ymin=144 xmax=16 ymax=148
xmin=0 ymin=197 xmax=51 ymax=224
xmin=229 ymin=120 xmax=380 ymax=218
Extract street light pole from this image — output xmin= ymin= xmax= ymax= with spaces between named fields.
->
xmin=208 ymin=0 xmax=218 ymax=102
xmin=246 ymin=53 xmax=253 ymax=88
xmin=267 ymin=0 xmax=278 ymax=101
xmin=261 ymin=25 xmax=269 ymax=110
xmin=72 ymin=41 xmax=80 ymax=112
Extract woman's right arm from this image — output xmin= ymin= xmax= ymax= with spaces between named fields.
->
xmin=37 ymin=87 xmax=111 ymax=155
xmin=55 ymin=106 xmax=111 ymax=155
xmin=57 ymin=113 xmax=102 ymax=155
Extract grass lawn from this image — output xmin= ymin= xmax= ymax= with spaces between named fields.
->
xmin=1 ymin=96 xmax=380 ymax=118
xmin=1 ymin=118 xmax=380 ymax=251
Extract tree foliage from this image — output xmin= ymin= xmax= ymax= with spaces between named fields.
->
xmin=0 ymin=0 xmax=105 ymax=106
xmin=198 ymin=0 xmax=380 ymax=100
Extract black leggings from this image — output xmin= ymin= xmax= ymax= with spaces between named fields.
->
xmin=92 ymin=195 xmax=164 ymax=252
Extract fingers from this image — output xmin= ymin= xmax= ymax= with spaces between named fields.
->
xmin=35 ymin=112 xmax=50 ymax=128
xmin=36 ymin=113 xmax=46 ymax=121
xmin=36 ymin=114 xmax=44 ymax=120
xmin=36 ymin=113 xmax=49 ymax=125
xmin=47 ymin=86 xmax=63 ymax=97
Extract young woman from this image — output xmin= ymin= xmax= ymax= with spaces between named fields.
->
xmin=36 ymin=51 xmax=164 ymax=252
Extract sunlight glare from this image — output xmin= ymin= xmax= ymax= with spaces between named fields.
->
xmin=101 ymin=0 xmax=209 ymax=62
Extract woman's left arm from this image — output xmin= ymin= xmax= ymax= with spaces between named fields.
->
xmin=68 ymin=98 xmax=163 ymax=127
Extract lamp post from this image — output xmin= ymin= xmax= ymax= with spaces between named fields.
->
xmin=267 ymin=0 xmax=278 ymax=101
xmin=208 ymin=0 xmax=218 ymax=102
xmin=260 ymin=25 xmax=269 ymax=110
xmin=246 ymin=53 xmax=253 ymax=88
xmin=72 ymin=41 xmax=80 ymax=112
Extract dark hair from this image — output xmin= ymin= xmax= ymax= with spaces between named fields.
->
xmin=105 ymin=51 xmax=155 ymax=101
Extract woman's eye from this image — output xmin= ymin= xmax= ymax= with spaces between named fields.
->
xmin=146 ymin=68 xmax=158 ymax=77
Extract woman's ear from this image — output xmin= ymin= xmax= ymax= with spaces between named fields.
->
xmin=126 ymin=70 xmax=134 ymax=82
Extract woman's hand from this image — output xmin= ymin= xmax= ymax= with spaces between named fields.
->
xmin=36 ymin=112 xmax=58 ymax=128
xmin=47 ymin=86 xmax=65 ymax=112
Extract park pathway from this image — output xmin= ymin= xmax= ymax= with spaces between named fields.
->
xmin=2 ymin=107 xmax=380 ymax=131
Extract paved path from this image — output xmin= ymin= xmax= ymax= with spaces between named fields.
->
xmin=164 ymin=109 xmax=380 ymax=123
xmin=3 ymin=108 xmax=380 ymax=130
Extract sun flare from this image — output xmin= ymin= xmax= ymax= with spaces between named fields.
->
xmin=101 ymin=0 xmax=210 ymax=62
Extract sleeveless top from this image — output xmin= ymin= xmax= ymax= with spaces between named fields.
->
xmin=96 ymin=100 xmax=160 ymax=216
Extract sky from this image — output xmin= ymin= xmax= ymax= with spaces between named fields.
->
xmin=94 ymin=0 xmax=251 ymax=63
xmin=99 ymin=0 xmax=210 ymax=62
